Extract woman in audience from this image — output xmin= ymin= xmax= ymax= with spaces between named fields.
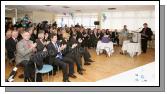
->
xmin=101 ymin=32 xmax=110 ymax=43
xmin=44 ymin=32 xmax=50 ymax=42
xmin=36 ymin=32 xmax=48 ymax=52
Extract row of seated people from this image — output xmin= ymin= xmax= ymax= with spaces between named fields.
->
xmin=5 ymin=23 xmax=129 ymax=82
xmin=6 ymin=28 xmax=94 ymax=82
xmin=6 ymin=23 xmax=126 ymax=50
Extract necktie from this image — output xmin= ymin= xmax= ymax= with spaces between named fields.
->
xmin=55 ymin=43 xmax=63 ymax=60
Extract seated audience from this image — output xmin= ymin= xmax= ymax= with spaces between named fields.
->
xmin=47 ymin=33 xmax=71 ymax=82
xmin=6 ymin=30 xmax=18 ymax=64
xmin=15 ymin=31 xmax=37 ymax=82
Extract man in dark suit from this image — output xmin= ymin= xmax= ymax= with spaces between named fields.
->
xmin=60 ymin=35 xmax=85 ymax=75
xmin=110 ymin=29 xmax=119 ymax=46
xmin=46 ymin=33 xmax=70 ymax=82
xmin=6 ymin=30 xmax=18 ymax=64
xmin=140 ymin=23 xmax=153 ymax=53
xmin=69 ymin=34 xmax=94 ymax=65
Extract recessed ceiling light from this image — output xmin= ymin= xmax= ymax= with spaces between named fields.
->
xmin=62 ymin=6 xmax=70 ymax=8
xmin=108 ymin=8 xmax=116 ymax=10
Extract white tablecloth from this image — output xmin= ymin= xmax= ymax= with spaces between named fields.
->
xmin=122 ymin=40 xmax=141 ymax=57
xmin=96 ymin=41 xmax=114 ymax=57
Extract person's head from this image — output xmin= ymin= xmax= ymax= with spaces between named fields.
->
xmin=63 ymin=32 xmax=70 ymax=40
xmin=38 ymin=32 xmax=45 ymax=40
xmin=28 ymin=27 xmax=34 ymax=35
xmin=115 ymin=29 xmax=118 ymax=32
xmin=97 ymin=29 xmax=100 ymax=33
xmin=143 ymin=23 xmax=148 ymax=28
xmin=60 ymin=40 xmax=67 ymax=48
xmin=21 ymin=31 xmax=30 ymax=41
xmin=80 ymin=28 xmax=84 ymax=32
xmin=25 ymin=14 xmax=28 ymax=17
xmin=50 ymin=33 xmax=57 ymax=43
xmin=12 ymin=30 xmax=18 ymax=38
xmin=109 ymin=30 xmax=112 ymax=32
xmin=104 ymin=32 xmax=107 ymax=35
xmin=6 ymin=30 xmax=12 ymax=39
xmin=123 ymin=25 xmax=127 ymax=29
xmin=102 ymin=29 xmax=105 ymax=33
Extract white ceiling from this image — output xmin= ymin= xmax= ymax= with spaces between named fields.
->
xmin=5 ymin=5 xmax=154 ymax=14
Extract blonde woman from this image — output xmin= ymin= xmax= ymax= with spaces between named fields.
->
xmin=36 ymin=32 xmax=48 ymax=52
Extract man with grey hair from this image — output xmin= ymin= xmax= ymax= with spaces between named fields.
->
xmin=15 ymin=31 xmax=37 ymax=81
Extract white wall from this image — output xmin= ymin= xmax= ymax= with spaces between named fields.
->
xmin=5 ymin=10 xmax=56 ymax=24
xmin=5 ymin=10 xmax=33 ymax=24
xmin=5 ymin=9 xmax=155 ymax=33
xmin=32 ymin=11 xmax=56 ymax=24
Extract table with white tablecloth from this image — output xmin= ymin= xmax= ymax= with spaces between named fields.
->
xmin=96 ymin=41 xmax=114 ymax=57
xmin=122 ymin=40 xmax=141 ymax=57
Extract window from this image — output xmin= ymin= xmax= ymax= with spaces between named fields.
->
xmin=101 ymin=10 xmax=155 ymax=33
xmin=55 ymin=13 xmax=98 ymax=29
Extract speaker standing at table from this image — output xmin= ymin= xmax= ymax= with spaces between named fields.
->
xmin=139 ymin=23 xmax=153 ymax=53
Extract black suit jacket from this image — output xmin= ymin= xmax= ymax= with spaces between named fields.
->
xmin=111 ymin=32 xmax=119 ymax=38
xmin=46 ymin=42 xmax=59 ymax=64
xmin=140 ymin=27 xmax=153 ymax=40
xmin=36 ymin=39 xmax=45 ymax=52
xmin=6 ymin=37 xmax=17 ymax=59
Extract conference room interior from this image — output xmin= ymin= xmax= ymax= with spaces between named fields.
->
xmin=5 ymin=5 xmax=155 ymax=82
